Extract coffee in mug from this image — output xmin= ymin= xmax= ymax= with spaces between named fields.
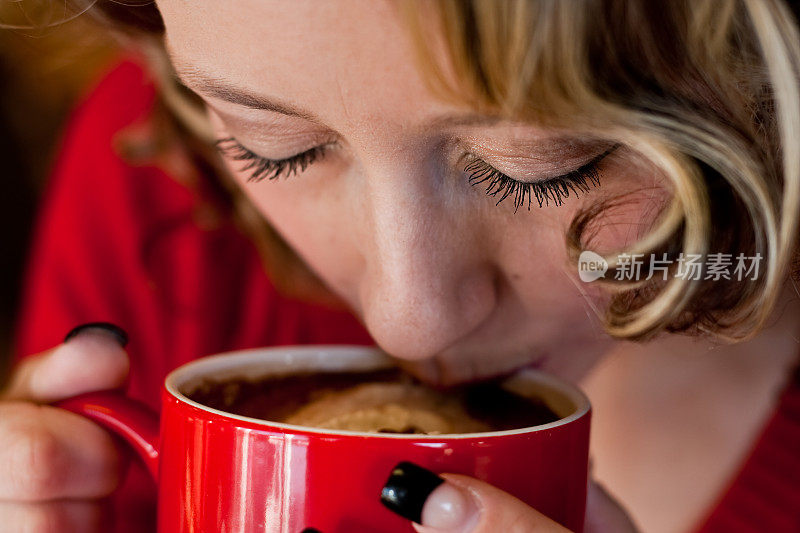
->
xmin=186 ymin=368 xmax=561 ymax=434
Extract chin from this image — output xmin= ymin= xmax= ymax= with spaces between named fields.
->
xmin=535 ymin=349 xmax=610 ymax=386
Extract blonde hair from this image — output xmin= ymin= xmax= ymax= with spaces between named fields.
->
xmin=45 ymin=0 xmax=800 ymax=339
xmin=403 ymin=0 xmax=800 ymax=341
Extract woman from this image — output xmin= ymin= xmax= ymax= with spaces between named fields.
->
xmin=2 ymin=0 xmax=799 ymax=531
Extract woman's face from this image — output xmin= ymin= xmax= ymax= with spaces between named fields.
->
xmin=157 ymin=0 xmax=665 ymax=385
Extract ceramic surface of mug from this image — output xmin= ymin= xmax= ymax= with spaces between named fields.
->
xmin=56 ymin=345 xmax=591 ymax=533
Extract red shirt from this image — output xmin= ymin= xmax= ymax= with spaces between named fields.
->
xmin=13 ymin=56 xmax=800 ymax=532
xmin=12 ymin=55 xmax=374 ymax=532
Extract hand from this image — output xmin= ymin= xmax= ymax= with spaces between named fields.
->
xmin=0 ymin=323 xmax=130 ymax=532
xmin=381 ymin=462 xmax=640 ymax=533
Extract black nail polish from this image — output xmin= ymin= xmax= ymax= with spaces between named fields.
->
xmin=64 ymin=322 xmax=129 ymax=347
xmin=380 ymin=461 xmax=444 ymax=524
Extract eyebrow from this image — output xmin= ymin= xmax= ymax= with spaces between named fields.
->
xmin=170 ymin=56 xmax=506 ymax=129
xmin=173 ymin=63 xmax=321 ymax=122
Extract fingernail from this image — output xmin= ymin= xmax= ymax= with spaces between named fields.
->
xmin=420 ymin=481 xmax=479 ymax=530
xmin=381 ymin=461 xmax=478 ymax=530
xmin=64 ymin=322 xmax=129 ymax=347
xmin=381 ymin=462 xmax=444 ymax=523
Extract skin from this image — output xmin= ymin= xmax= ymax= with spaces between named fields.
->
xmin=161 ymin=0 xmax=665 ymax=388
xmin=0 ymin=1 xmax=797 ymax=532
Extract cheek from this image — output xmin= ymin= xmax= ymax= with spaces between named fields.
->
xmin=491 ymin=165 xmax=670 ymax=327
xmin=495 ymin=212 xmax=608 ymax=316
xmin=207 ymin=108 xmax=361 ymax=291
xmin=222 ymin=157 xmax=364 ymax=300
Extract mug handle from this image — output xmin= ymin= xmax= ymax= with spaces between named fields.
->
xmin=55 ymin=391 xmax=161 ymax=480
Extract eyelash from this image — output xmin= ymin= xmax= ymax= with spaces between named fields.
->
xmin=464 ymin=145 xmax=619 ymax=213
xmin=215 ymin=136 xmax=618 ymax=211
xmin=215 ymin=137 xmax=329 ymax=182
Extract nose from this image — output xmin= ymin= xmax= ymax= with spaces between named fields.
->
xmin=356 ymin=162 xmax=498 ymax=362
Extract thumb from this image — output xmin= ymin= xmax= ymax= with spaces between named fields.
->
xmin=1 ymin=323 xmax=130 ymax=403
xmin=381 ymin=462 xmax=571 ymax=533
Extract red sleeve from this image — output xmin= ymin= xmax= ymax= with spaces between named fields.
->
xmin=11 ymin=55 xmax=373 ymax=533
xmin=12 ymin=55 xmax=374 ymax=408
xmin=12 ymin=57 xmax=164 ymax=364
xmin=10 ymin=56 xmax=177 ymax=533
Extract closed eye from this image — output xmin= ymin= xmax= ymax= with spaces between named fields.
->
xmin=463 ymin=144 xmax=620 ymax=212
xmin=216 ymin=134 xmax=620 ymax=212
xmin=215 ymin=137 xmax=330 ymax=182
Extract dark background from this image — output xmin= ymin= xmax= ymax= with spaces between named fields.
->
xmin=0 ymin=7 xmax=116 ymax=380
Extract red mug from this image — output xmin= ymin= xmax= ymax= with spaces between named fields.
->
xmin=56 ymin=345 xmax=591 ymax=532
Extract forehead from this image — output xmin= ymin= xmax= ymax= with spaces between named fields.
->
xmin=156 ymin=0 xmax=448 ymax=126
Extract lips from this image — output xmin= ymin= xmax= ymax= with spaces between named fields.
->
xmin=525 ymin=355 xmax=549 ymax=371
xmin=395 ymin=350 xmax=550 ymax=388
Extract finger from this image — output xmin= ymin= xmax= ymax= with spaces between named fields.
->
xmin=381 ymin=462 xmax=571 ymax=533
xmin=584 ymin=481 xmax=640 ymax=533
xmin=2 ymin=323 xmax=130 ymax=403
xmin=0 ymin=402 xmax=125 ymax=501
xmin=0 ymin=499 xmax=110 ymax=533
